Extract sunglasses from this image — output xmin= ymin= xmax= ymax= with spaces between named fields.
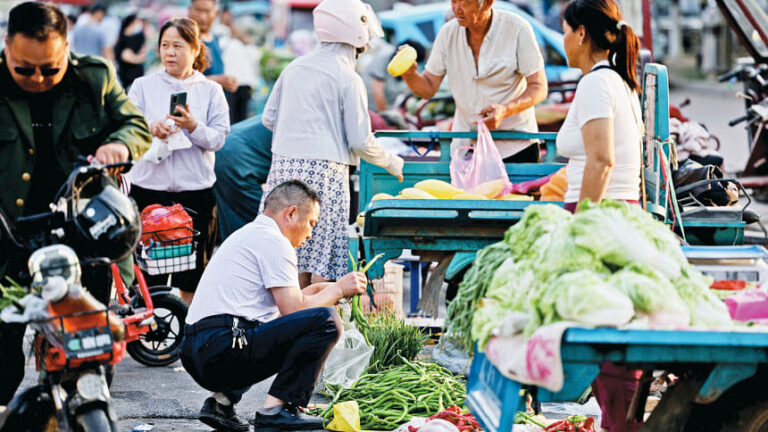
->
xmin=13 ymin=65 xmax=62 ymax=77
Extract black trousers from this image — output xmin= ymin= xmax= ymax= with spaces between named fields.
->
xmin=225 ymin=85 xmax=253 ymax=125
xmin=0 ymin=266 xmax=113 ymax=404
xmin=501 ymin=142 xmax=541 ymax=164
xmin=130 ymin=186 xmax=217 ymax=293
xmin=180 ymin=308 xmax=341 ymax=407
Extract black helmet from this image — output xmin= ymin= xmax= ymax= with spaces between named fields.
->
xmin=60 ymin=166 xmax=141 ymax=263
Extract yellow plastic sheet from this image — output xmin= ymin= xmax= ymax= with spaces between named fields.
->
xmin=326 ymin=401 xmax=362 ymax=432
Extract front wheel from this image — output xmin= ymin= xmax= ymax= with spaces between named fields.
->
xmin=127 ymin=291 xmax=187 ymax=367
xmin=718 ymin=400 xmax=768 ymax=432
xmin=76 ymin=408 xmax=115 ymax=432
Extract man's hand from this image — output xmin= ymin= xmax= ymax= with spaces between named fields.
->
xmin=336 ymin=272 xmax=367 ymax=298
xmin=150 ymin=120 xmax=172 ymax=139
xmin=94 ymin=142 xmax=130 ymax=165
xmin=479 ymin=104 xmax=508 ymax=130
xmin=168 ymin=104 xmax=198 ymax=133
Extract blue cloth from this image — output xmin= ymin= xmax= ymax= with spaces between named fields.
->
xmin=203 ymin=35 xmax=225 ymax=76
xmin=213 ymin=115 xmax=273 ymax=241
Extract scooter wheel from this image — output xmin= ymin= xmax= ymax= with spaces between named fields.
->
xmin=76 ymin=408 xmax=116 ymax=432
xmin=127 ymin=292 xmax=187 ymax=367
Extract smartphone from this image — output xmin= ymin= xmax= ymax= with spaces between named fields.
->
xmin=169 ymin=92 xmax=187 ymax=116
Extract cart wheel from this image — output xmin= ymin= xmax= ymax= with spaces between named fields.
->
xmin=126 ymin=292 xmax=187 ymax=367
xmin=717 ymin=400 xmax=768 ymax=432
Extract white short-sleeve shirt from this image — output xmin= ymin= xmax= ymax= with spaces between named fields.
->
xmin=425 ymin=10 xmax=545 ymax=158
xmin=186 ymin=214 xmax=300 ymax=324
xmin=556 ymin=61 xmax=642 ymax=203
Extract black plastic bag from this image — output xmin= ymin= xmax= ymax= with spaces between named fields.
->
xmin=673 ymin=159 xmax=739 ymax=206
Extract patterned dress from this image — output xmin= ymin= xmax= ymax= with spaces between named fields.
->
xmin=261 ymin=155 xmax=350 ymax=280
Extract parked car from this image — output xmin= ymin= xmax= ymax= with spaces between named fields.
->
xmin=377 ymin=1 xmax=580 ymax=82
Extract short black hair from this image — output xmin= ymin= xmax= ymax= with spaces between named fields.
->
xmin=264 ymin=180 xmax=321 ymax=214
xmin=91 ymin=4 xmax=107 ymax=14
xmin=7 ymin=2 xmax=68 ymax=42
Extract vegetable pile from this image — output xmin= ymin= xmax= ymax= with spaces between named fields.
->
xmin=365 ymin=312 xmax=429 ymax=371
xmin=0 ymin=278 xmax=26 ymax=318
xmin=445 ymin=200 xmax=733 ymax=352
xmin=409 ymin=405 xmax=482 ymax=432
xmin=388 ymin=179 xmax=531 ymax=201
xmin=544 ymin=415 xmax=596 ymax=432
xmin=314 ymin=358 xmax=466 ymax=431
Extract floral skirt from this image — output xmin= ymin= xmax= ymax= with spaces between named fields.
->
xmin=261 ymin=155 xmax=350 ymax=280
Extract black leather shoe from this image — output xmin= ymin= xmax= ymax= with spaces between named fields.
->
xmin=253 ymin=406 xmax=325 ymax=431
xmin=199 ymin=397 xmax=250 ymax=431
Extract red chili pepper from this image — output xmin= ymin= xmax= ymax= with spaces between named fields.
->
xmin=409 ymin=426 xmax=419 ymax=432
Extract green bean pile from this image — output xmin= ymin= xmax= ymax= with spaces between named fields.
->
xmin=314 ymin=358 xmax=466 ymax=431
xmin=365 ymin=313 xmax=428 ymax=371
xmin=444 ymin=241 xmax=511 ymax=352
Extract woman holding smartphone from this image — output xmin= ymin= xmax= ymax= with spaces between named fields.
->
xmin=127 ymin=17 xmax=230 ymax=304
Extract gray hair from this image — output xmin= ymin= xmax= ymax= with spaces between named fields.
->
xmin=263 ymin=180 xmax=321 ymax=214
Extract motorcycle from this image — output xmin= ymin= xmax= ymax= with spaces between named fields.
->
xmin=716 ymin=0 xmax=768 ymax=201
xmin=0 ymin=162 xmax=151 ymax=432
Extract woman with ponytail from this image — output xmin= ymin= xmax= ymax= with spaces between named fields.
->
xmin=556 ymin=1 xmax=644 ymax=431
xmin=127 ymin=17 xmax=230 ymax=304
xmin=556 ymin=0 xmax=642 ymax=214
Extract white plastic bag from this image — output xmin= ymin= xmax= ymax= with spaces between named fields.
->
xmin=143 ymin=119 xmax=192 ymax=164
xmin=322 ymin=305 xmax=374 ymax=389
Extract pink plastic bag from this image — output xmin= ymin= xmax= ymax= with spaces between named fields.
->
xmin=449 ymin=120 xmax=512 ymax=196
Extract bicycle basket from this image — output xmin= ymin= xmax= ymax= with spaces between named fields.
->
xmin=135 ymin=227 xmax=199 ymax=275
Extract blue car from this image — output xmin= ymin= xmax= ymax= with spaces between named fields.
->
xmin=378 ymin=1 xmax=580 ymax=82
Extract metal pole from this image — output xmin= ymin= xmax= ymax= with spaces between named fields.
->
xmin=642 ymin=0 xmax=654 ymax=57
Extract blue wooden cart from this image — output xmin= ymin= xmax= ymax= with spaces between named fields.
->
xmin=461 ymin=66 xmax=767 ymax=431
xmin=358 ymin=63 xmax=767 ymax=429
xmin=359 ymin=63 xmax=749 ymax=316
xmin=467 ymin=327 xmax=768 ymax=432
xmin=359 ymin=131 xmax=563 ymax=316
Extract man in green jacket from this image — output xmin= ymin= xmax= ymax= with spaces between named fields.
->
xmin=0 ymin=1 xmax=151 ymax=405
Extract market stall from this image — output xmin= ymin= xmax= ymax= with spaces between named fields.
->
xmin=344 ymin=62 xmax=768 ymax=432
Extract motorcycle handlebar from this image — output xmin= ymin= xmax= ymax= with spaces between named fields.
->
xmin=729 ymin=114 xmax=753 ymax=127
xmin=719 ymin=68 xmax=742 ymax=82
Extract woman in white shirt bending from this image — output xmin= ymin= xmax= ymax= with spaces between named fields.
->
xmin=556 ymin=2 xmax=644 ymax=431
xmin=556 ymin=0 xmax=642 ymax=214
xmin=127 ymin=17 xmax=230 ymax=304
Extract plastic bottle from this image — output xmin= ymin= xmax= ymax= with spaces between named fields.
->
xmin=43 ymin=277 xmax=125 ymax=341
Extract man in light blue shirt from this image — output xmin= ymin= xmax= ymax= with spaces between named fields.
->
xmin=71 ymin=4 xmax=112 ymax=61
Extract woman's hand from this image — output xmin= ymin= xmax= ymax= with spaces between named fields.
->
xmin=149 ymin=120 xmax=172 ymax=139
xmin=167 ymin=104 xmax=198 ymax=133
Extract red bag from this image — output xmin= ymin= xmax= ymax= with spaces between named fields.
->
xmin=140 ymin=204 xmax=193 ymax=245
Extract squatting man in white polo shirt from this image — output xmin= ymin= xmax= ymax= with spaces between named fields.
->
xmin=180 ymin=180 xmax=367 ymax=431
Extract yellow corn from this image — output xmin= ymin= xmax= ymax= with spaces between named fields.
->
xmin=414 ymin=179 xmax=463 ymax=199
xmin=387 ymin=45 xmax=417 ymax=77
xmin=399 ymin=188 xmax=437 ymax=199
xmin=372 ymin=193 xmax=395 ymax=201
xmin=496 ymin=193 xmax=533 ymax=201
xmin=453 ymin=193 xmax=488 ymax=200
xmin=472 ymin=179 xmax=506 ymax=199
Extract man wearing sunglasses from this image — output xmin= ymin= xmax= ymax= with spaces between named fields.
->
xmin=0 ymin=2 xmax=151 ymax=406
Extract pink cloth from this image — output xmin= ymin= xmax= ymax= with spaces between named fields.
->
xmin=485 ymin=322 xmax=573 ymax=392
